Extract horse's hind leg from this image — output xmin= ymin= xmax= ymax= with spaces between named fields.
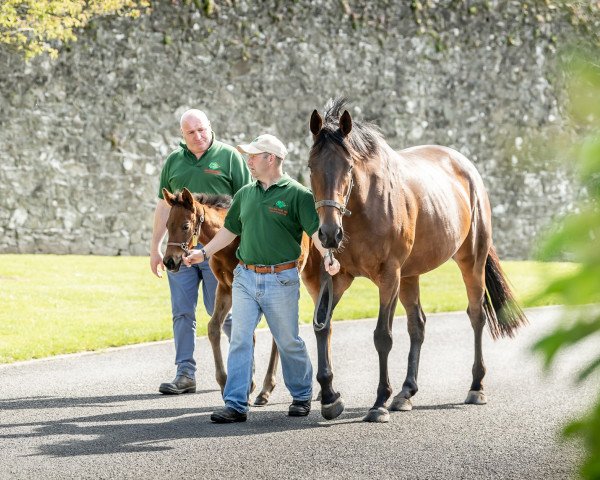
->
xmin=390 ymin=275 xmax=425 ymax=412
xmin=207 ymin=283 xmax=231 ymax=393
xmin=455 ymin=256 xmax=488 ymax=405
xmin=253 ymin=339 xmax=279 ymax=406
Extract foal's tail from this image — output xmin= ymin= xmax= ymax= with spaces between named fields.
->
xmin=483 ymin=246 xmax=528 ymax=340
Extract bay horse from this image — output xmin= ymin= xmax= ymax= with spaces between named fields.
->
xmin=304 ymin=99 xmax=528 ymax=423
xmin=161 ymin=187 xmax=310 ymax=406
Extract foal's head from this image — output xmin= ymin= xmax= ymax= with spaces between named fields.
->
xmin=162 ymin=188 xmax=203 ymax=272
xmin=308 ymin=99 xmax=380 ymax=249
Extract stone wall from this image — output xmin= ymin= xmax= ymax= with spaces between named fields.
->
xmin=0 ymin=0 xmax=592 ymax=258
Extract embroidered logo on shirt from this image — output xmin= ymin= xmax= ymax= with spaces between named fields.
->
xmin=204 ymin=161 xmax=221 ymax=175
xmin=269 ymin=200 xmax=288 ymax=216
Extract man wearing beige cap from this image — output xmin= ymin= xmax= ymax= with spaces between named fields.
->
xmin=183 ymin=133 xmax=340 ymax=423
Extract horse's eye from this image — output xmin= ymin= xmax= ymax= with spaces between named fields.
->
xmin=183 ymin=224 xmax=190 ymax=231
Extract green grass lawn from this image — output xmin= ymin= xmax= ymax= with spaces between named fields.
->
xmin=0 ymin=255 xmax=577 ymax=363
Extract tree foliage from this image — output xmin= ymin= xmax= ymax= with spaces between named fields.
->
xmin=532 ymin=51 xmax=600 ymax=480
xmin=0 ymin=0 xmax=150 ymax=60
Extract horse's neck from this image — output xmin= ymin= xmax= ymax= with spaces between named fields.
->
xmin=351 ymin=142 xmax=406 ymax=207
xmin=196 ymin=203 xmax=227 ymax=243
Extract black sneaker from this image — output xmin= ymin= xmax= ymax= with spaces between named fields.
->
xmin=210 ymin=406 xmax=247 ymax=423
xmin=158 ymin=375 xmax=196 ymax=395
xmin=288 ymin=399 xmax=311 ymax=417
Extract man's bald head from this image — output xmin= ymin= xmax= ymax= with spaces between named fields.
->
xmin=180 ymin=109 xmax=213 ymax=157
xmin=180 ymin=109 xmax=210 ymax=128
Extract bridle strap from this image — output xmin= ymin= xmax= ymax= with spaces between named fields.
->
xmin=166 ymin=209 xmax=204 ymax=255
xmin=314 ymin=175 xmax=353 ymax=217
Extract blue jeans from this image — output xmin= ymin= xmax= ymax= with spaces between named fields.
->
xmin=167 ymin=246 xmax=232 ymax=379
xmin=223 ymin=264 xmax=313 ymax=413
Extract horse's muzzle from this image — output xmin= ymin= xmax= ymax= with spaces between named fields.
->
xmin=163 ymin=255 xmax=182 ymax=272
xmin=318 ymin=224 xmax=343 ymax=249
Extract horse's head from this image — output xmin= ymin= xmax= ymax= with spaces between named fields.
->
xmin=162 ymin=187 xmax=204 ymax=272
xmin=308 ymin=107 xmax=354 ymax=249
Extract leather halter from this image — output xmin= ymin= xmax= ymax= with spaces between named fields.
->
xmin=166 ymin=209 xmax=205 ymax=255
xmin=314 ymin=175 xmax=354 ymax=217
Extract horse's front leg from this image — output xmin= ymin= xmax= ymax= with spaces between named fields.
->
xmin=313 ymin=272 xmax=354 ymax=420
xmin=364 ymin=271 xmax=401 ymax=423
xmin=207 ymin=282 xmax=231 ymax=393
xmin=253 ymin=338 xmax=279 ymax=406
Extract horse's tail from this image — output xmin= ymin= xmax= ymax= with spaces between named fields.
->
xmin=482 ymin=246 xmax=528 ymax=340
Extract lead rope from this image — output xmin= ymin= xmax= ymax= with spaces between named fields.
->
xmin=313 ymin=248 xmax=335 ymax=332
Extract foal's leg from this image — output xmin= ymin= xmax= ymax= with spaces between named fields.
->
xmin=253 ymin=339 xmax=279 ymax=406
xmin=390 ymin=275 xmax=426 ymax=412
xmin=207 ymin=283 xmax=232 ymax=392
xmin=455 ymin=257 xmax=488 ymax=405
xmin=364 ymin=271 xmax=401 ymax=423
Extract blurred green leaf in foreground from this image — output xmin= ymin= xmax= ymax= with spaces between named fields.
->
xmin=532 ymin=50 xmax=600 ymax=480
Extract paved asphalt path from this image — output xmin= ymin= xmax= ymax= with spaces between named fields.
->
xmin=0 ymin=306 xmax=596 ymax=479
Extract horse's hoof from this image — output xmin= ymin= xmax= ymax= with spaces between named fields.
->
xmin=363 ymin=407 xmax=390 ymax=423
xmin=253 ymin=393 xmax=269 ymax=407
xmin=390 ymin=396 xmax=412 ymax=411
xmin=321 ymin=396 xmax=345 ymax=420
xmin=315 ymin=391 xmax=322 ymax=401
xmin=465 ymin=390 xmax=487 ymax=405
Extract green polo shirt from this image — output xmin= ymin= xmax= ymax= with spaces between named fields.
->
xmin=158 ymin=134 xmax=251 ymax=198
xmin=224 ymin=175 xmax=320 ymax=265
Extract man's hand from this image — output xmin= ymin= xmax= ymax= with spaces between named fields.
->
xmin=183 ymin=250 xmax=204 ymax=267
xmin=324 ymin=252 xmax=341 ymax=276
xmin=150 ymin=251 xmax=165 ymax=278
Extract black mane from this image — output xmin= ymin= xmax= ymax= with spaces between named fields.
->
xmin=312 ymin=98 xmax=383 ymax=161
xmin=172 ymin=191 xmax=232 ymax=209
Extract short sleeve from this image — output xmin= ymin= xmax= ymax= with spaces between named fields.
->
xmin=297 ymin=189 xmax=320 ymax=236
xmin=157 ymin=156 xmax=171 ymax=199
xmin=224 ymin=190 xmax=244 ymax=235
xmin=229 ymin=150 xmax=251 ymax=194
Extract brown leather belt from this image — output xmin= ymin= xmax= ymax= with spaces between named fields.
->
xmin=239 ymin=260 xmax=297 ymax=274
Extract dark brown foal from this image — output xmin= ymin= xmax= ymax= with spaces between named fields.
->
xmin=162 ymin=187 xmax=311 ymax=406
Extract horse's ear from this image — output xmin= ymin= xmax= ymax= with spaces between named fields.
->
xmin=182 ymin=187 xmax=195 ymax=210
xmin=162 ymin=188 xmax=176 ymax=206
xmin=310 ymin=110 xmax=323 ymax=136
xmin=339 ymin=110 xmax=352 ymax=136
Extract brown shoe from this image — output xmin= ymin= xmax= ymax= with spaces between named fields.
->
xmin=158 ymin=375 xmax=196 ymax=395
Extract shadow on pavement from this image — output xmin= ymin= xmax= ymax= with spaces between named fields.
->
xmin=0 ymin=395 xmax=420 ymax=457
xmin=0 ymin=392 xmax=218 ymax=410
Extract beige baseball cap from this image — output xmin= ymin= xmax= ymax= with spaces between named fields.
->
xmin=237 ymin=134 xmax=288 ymax=159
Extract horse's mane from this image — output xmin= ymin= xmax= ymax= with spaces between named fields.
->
xmin=313 ymin=98 xmax=383 ymax=161
xmin=171 ymin=191 xmax=232 ymax=210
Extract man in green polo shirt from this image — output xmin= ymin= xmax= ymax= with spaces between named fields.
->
xmin=183 ymin=133 xmax=340 ymax=423
xmin=150 ymin=109 xmax=251 ymax=396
